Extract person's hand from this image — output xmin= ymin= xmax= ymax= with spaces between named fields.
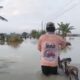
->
xmin=66 ymin=42 xmax=71 ymax=46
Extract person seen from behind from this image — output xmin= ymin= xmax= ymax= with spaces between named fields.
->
xmin=37 ymin=22 xmax=66 ymax=76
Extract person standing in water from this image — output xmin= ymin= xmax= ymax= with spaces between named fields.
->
xmin=38 ymin=22 xmax=66 ymax=76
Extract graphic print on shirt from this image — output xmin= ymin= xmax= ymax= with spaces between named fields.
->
xmin=43 ymin=42 xmax=58 ymax=61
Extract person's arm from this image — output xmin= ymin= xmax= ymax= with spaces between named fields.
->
xmin=37 ymin=36 xmax=42 ymax=52
xmin=58 ymin=36 xmax=66 ymax=49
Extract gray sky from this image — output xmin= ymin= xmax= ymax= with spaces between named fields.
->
xmin=0 ymin=0 xmax=80 ymax=33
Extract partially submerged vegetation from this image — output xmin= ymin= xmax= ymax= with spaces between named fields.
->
xmin=6 ymin=34 xmax=23 ymax=42
xmin=0 ymin=33 xmax=23 ymax=42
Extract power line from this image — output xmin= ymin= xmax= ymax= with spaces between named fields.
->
xmin=53 ymin=1 xmax=79 ymax=20
xmin=41 ymin=21 xmax=43 ymax=31
xmin=45 ymin=0 xmax=79 ymax=21
xmin=41 ymin=0 xmax=79 ymax=28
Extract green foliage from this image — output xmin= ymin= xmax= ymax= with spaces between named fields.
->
xmin=31 ymin=30 xmax=38 ymax=38
xmin=57 ymin=22 xmax=74 ymax=38
xmin=30 ymin=30 xmax=46 ymax=39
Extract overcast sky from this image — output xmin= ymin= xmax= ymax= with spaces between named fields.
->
xmin=0 ymin=0 xmax=80 ymax=33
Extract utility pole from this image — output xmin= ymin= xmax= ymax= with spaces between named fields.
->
xmin=41 ymin=21 xmax=46 ymax=34
xmin=41 ymin=21 xmax=43 ymax=32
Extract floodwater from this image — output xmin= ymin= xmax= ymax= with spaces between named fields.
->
xmin=0 ymin=37 xmax=80 ymax=80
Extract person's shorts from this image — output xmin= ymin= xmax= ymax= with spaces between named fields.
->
xmin=41 ymin=66 xmax=58 ymax=76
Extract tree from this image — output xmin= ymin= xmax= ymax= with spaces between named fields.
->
xmin=30 ymin=29 xmax=46 ymax=39
xmin=30 ymin=30 xmax=39 ymax=38
xmin=57 ymin=22 xmax=74 ymax=38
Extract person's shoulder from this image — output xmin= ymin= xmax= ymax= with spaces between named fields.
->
xmin=54 ymin=34 xmax=64 ymax=39
xmin=39 ymin=34 xmax=46 ymax=40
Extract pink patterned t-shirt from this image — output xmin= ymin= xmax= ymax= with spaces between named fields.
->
xmin=38 ymin=33 xmax=66 ymax=67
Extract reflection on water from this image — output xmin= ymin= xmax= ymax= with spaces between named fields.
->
xmin=0 ymin=40 xmax=23 ymax=48
xmin=7 ymin=41 xmax=23 ymax=48
xmin=0 ymin=58 xmax=16 ymax=74
xmin=0 ymin=40 xmax=5 ymax=45
xmin=30 ymin=39 xmax=38 ymax=44
xmin=69 ymin=37 xmax=75 ymax=40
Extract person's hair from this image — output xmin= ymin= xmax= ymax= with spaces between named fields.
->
xmin=46 ymin=22 xmax=55 ymax=32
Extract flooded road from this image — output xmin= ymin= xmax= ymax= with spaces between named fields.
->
xmin=0 ymin=38 xmax=80 ymax=80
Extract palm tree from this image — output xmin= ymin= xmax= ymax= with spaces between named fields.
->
xmin=0 ymin=6 xmax=3 ymax=8
xmin=0 ymin=16 xmax=8 ymax=21
xmin=57 ymin=22 xmax=74 ymax=38
xmin=0 ymin=6 xmax=8 ymax=22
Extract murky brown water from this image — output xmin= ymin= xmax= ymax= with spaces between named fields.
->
xmin=0 ymin=37 xmax=80 ymax=80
